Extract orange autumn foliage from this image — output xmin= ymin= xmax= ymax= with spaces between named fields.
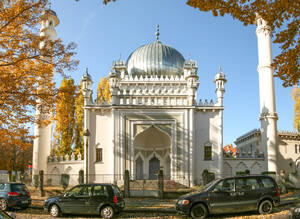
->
xmin=0 ymin=0 xmax=78 ymax=154
xmin=187 ymin=0 xmax=299 ymax=87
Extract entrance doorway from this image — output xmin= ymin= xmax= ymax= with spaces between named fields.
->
xmin=149 ymin=156 xmax=160 ymax=180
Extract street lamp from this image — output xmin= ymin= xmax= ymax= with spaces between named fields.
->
xmin=83 ymin=129 xmax=90 ymax=183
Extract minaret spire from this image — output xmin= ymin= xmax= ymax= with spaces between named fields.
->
xmin=156 ymin=24 xmax=159 ymax=41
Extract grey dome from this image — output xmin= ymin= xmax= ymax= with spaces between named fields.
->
xmin=127 ymin=40 xmax=185 ymax=76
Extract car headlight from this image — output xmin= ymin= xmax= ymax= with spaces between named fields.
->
xmin=178 ymin=199 xmax=190 ymax=205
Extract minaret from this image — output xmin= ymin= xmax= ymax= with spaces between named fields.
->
xmin=214 ymin=67 xmax=226 ymax=177
xmin=214 ymin=67 xmax=227 ymax=106
xmin=256 ymin=14 xmax=278 ymax=173
xmin=32 ymin=9 xmax=59 ymax=177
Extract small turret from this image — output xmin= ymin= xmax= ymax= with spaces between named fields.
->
xmin=184 ymin=59 xmax=199 ymax=105
xmin=214 ymin=67 xmax=226 ymax=106
xmin=81 ymin=68 xmax=93 ymax=105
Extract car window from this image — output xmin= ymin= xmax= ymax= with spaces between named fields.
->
xmin=77 ymin=185 xmax=92 ymax=197
xmin=222 ymin=179 xmax=234 ymax=192
xmin=236 ymin=178 xmax=260 ymax=191
xmin=261 ymin=177 xmax=275 ymax=189
xmin=68 ymin=185 xmax=85 ymax=196
xmin=11 ymin=184 xmax=28 ymax=192
xmin=93 ymin=185 xmax=109 ymax=197
xmin=214 ymin=180 xmax=224 ymax=191
xmin=112 ymin=185 xmax=121 ymax=196
xmin=246 ymin=178 xmax=260 ymax=190
xmin=0 ymin=183 xmax=4 ymax=190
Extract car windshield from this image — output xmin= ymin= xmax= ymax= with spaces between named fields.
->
xmin=200 ymin=179 xmax=221 ymax=191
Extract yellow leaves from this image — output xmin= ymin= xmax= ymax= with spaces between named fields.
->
xmin=187 ymin=0 xmax=299 ymax=87
xmin=54 ymin=77 xmax=76 ymax=156
xmin=292 ymin=86 xmax=300 ymax=132
xmin=97 ymin=77 xmax=111 ymax=104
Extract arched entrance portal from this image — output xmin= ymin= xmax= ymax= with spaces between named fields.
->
xmin=134 ymin=125 xmax=171 ymax=179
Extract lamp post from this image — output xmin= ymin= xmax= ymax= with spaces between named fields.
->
xmin=83 ymin=129 xmax=90 ymax=183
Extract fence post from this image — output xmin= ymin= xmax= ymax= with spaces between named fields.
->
xmin=124 ymin=170 xmax=130 ymax=198
xmin=158 ymin=169 xmax=164 ymax=199
xmin=39 ymin=170 xmax=45 ymax=197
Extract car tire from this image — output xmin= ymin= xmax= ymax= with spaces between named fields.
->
xmin=0 ymin=198 xmax=8 ymax=211
xmin=100 ymin=205 xmax=114 ymax=219
xmin=49 ymin=204 xmax=61 ymax=217
xmin=190 ymin=203 xmax=208 ymax=219
xmin=259 ymin=200 xmax=273 ymax=215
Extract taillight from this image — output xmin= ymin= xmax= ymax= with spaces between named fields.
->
xmin=8 ymin=192 xmax=20 ymax=196
xmin=27 ymin=191 xmax=31 ymax=196
xmin=276 ymin=187 xmax=280 ymax=197
xmin=113 ymin=195 xmax=118 ymax=203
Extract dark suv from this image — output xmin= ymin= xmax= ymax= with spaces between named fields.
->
xmin=44 ymin=183 xmax=125 ymax=218
xmin=176 ymin=175 xmax=280 ymax=218
xmin=0 ymin=182 xmax=31 ymax=210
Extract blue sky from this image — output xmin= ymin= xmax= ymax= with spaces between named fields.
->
xmin=51 ymin=0 xmax=295 ymax=146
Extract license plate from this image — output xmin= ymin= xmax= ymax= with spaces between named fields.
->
xmin=22 ymin=200 xmax=28 ymax=204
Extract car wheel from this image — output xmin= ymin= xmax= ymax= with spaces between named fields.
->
xmin=259 ymin=200 xmax=273 ymax=215
xmin=0 ymin=198 xmax=8 ymax=211
xmin=49 ymin=204 xmax=61 ymax=217
xmin=190 ymin=203 xmax=208 ymax=219
xmin=100 ymin=205 xmax=114 ymax=219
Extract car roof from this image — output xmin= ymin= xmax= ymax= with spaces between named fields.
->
xmin=221 ymin=175 xmax=274 ymax=180
xmin=76 ymin=183 xmax=116 ymax=186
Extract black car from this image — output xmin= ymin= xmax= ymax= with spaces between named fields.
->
xmin=0 ymin=182 xmax=31 ymax=211
xmin=176 ymin=175 xmax=280 ymax=218
xmin=44 ymin=183 xmax=125 ymax=218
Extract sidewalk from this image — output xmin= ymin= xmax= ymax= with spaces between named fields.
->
xmin=31 ymin=190 xmax=300 ymax=213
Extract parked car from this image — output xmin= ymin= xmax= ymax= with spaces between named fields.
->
xmin=0 ymin=182 xmax=31 ymax=211
xmin=175 ymin=175 xmax=280 ymax=218
xmin=43 ymin=183 xmax=125 ymax=218
xmin=0 ymin=210 xmax=16 ymax=219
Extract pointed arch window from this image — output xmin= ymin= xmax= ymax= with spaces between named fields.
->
xmin=204 ymin=142 xmax=212 ymax=160
xmin=96 ymin=148 xmax=103 ymax=162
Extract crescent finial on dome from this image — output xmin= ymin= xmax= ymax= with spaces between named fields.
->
xmin=156 ymin=24 xmax=159 ymax=41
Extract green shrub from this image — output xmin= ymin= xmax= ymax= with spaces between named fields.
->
xmin=61 ymin=174 xmax=70 ymax=190
xmin=202 ymin=169 xmax=215 ymax=185
xmin=78 ymin=170 xmax=84 ymax=184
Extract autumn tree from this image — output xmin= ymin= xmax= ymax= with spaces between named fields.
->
xmin=0 ymin=128 xmax=33 ymax=174
xmin=0 ymin=0 xmax=78 ymax=147
xmin=186 ymin=0 xmax=299 ymax=87
xmin=73 ymin=81 xmax=84 ymax=157
xmin=97 ymin=77 xmax=111 ymax=104
xmin=54 ymin=78 xmax=76 ymax=157
xmin=292 ymin=87 xmax=300 ymax=132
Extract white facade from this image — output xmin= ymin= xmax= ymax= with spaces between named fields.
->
xmin=78 ymin=55 xmax=226 ymax=186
